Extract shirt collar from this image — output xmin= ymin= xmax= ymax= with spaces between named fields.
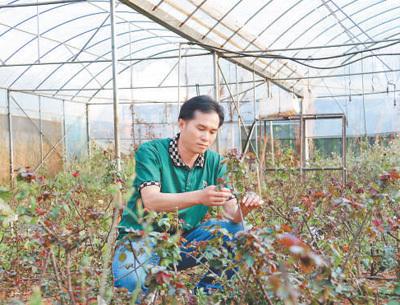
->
xmin=169 ymin=133 xmax=205 ymax=168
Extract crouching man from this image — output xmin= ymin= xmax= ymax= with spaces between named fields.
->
xmin=112 ymin=95 xmax=263 ymax=295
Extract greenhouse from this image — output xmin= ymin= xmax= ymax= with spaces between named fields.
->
xmin=0 ymin=0 xmax=399 ymax=304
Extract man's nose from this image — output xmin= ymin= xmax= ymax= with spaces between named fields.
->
xmin=200 ymin=131 xmax=209 ymax=142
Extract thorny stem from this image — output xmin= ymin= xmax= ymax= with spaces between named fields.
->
xmin=302 ymin=215 xmax=320 ymax=251
xmin=342 ymin=209 xmax=372 ymax=270
xmin=50 ymin=248 xmax=65 ymax=305
xmin=250 ymin=267 xmax=273 ymax=305
xmin=99 ymin=188 xmax=123 ymax=300
xmin=66 ymin=250 xmax=76 ymax=305
xmin=237 ymin=270 xmax=252 ymax=304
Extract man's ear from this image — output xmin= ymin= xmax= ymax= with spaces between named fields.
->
xmin=178 ymin=118 xmax=186 ymax=132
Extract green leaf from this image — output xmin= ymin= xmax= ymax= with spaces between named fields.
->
xmin=118 ymin=252 xmax=127 ymax=262
xmin=28 ymin=286 xmax=42 ymax=305
xmin=0 ymin=199 xmax=14 ymax=216
xmin=0 ymin=187 xmax=12 ymax=201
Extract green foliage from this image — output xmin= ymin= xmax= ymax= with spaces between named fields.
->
xmin=1 ymin=137 xmax=399 ymax=304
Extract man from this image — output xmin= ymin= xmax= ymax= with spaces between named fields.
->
xmin=112 ymin=95 xmax=262 ymax=294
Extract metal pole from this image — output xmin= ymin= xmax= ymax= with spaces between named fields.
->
xmin=130 ymin=104 xmax=136 ymax=150
xmin=342 ymin=116 xmax=347 ymax=184
xmin=235 ymin=64 xmax=241 ymax=151
xmin=270 ymin=121 xmax=275 ymax=166
xmin=38 ymin=96 xmax=43 ymax=164
xmin=177 ymin=42 xmax=182 ymax=135
xmin=361 ymin=56 xmax=367 ymax=137
xmin=110 ymin=0 xmax=121 ymax=171
xmin=128 ymin=22 xmax=136 ymax=151
xmin=99 ymin=0 xmax=122 ymax=300
xmin=86 ymin=103 xmax=91 ymax=158
xmin=62 ymin=100 xmax=67 ymax=168
xmin=213 ymin=51 xmax=220 ymax=153
xmin=7 ymin=90 xmax=14 ymax=187
xmin=299 ymin=97 xmax=305 ymax=179
xmin=252 ymin=67 xmax=258 ymax=155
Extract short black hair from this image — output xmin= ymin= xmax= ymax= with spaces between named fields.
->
xmin=178 ymin=95 xmax=224 ymax=127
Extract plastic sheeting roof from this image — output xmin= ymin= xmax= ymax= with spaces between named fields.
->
xmin=0 ymin=0 xmax=399 ymax=103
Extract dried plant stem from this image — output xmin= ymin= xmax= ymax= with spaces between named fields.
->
xmin=342 ymin=209 xmax=372 ymax=270
xmin=50 ymin=248 xmax=65 ymax=305
xmin=99 ymin=188 xmax=123 ymax=300
xmin=250 ymin=267 xmax=273 ymax=305
xmin=237 ymin=270 xmax=252 ymax=305
xmin=66 ymin=250 xmax=76 ymax=305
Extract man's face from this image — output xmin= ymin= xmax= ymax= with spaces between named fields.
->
xmin=178 ymin=110 xmax=220 ymax=154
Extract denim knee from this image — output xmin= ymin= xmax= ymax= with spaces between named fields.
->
xmin=201 ymin=219 xmax=246 ymax=237
xmin=112 ymin=239 xmax=158 ymax=293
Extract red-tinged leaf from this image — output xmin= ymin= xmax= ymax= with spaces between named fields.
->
xmin=269 ymin=275 xmax=280 ymax=292
xmin=216 ymin=177 xmax=225 ymax=184
xmin=155 ymin=271 xmax=172 ymax=285
xmin=313 ymin=191 xmax=325 ymax=199
xmin=379 ymin=173 xmax=391 ymax=181
xmin=372 ymin=219 xmax=383 ymax=227
xmin=389 ymin=169 xmax=400 ymax=179
xmin=175 ymin=281 xmax=185 ymax=289
xmin=355 ymin=187 xmax=365 ymax=194
xmin=35 ymin=207 xmax=46 ymax=216
xmin=301 ymin=196 xmax=314 ymax=210
xmin=281 ymin=224 xmax=292 ymax=232
xmin=277 ymin=233 xmax=306 ymax=249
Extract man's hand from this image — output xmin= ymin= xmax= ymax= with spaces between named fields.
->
xmin=240 ymin=191 xmax=264 ymax=214
xmin=198 ymin=186 xmax=232 ymax=207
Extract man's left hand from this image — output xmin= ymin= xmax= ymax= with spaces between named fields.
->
xmin=241 ymin=191 xmax=264 ymax=211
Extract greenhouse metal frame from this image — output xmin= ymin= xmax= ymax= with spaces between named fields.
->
xmin=1 ymin=0 xmax=399 ymax=185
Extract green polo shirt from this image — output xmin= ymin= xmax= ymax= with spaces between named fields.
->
xmin=118 ymin=135 xmax=226 ymax=237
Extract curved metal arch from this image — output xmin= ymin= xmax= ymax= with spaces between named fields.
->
xmin=33 ymin=28 xmax=175 ymax=90
xmin=8 ymin=11 xmax=173 ymax=88
xmin=4 ymin=11 xmax=108 ymax=64
xmin=51 ymin=35 xmax=184 ymax=95
xmin=261 ymin=3 xmax=326 ymax=52
xmin=0 ymin=2 xmax=76 ymax=39
xmin=242 ymin=0 xmax=303 ymax=51
xmin=58 ymin=40 xmax=187 ymax=98
xmin=85 ymin=45 xmax=206 ymax=102
xmin=200 ymin=0 xmax=244 ymax=40
xmin=275 ymin=0 xmax=381 ymax=51
xmin=259 ymin=0 xmax=361 ymax=72
xmin=220 ymin=0 xmax=274 ymax=48
xmin=335 ymin=15 xmax=400 ymax=65
xmin=279 ymin=28 xmax=400 ymax=91
xmin=292 ymin=10 xmax=400 ymax=78
xmin=2 ymin=1 xmax=162 ymax=63
xmin=296 ymin=3 xmax=400 ymax=67
xmin=261 ymin=0 xmax=394 ymax=74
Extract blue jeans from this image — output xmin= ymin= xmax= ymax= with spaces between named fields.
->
xmin=112 ymin=219 xmax=244 ymax=294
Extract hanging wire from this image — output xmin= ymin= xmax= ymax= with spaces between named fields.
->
xmin=187 ymin=40 xmax=400 ymax=70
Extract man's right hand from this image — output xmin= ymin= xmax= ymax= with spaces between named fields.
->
xmin=197 ymin=185 xmax=232 ymax=207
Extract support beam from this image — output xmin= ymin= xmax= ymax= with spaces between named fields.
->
xmin=7 ymin=90 xmax=14 ymax=187
xmin=120 ymin=0 xmax=304 ymax=98
xmin=39 ymin=96 xmax=44 ymax=164
xmin=213 ymin=52 xmax=220 ymax=153
xmin=86 ymin=103 xmax=91 ymax=158
xmin=98 ymin=0 xmax=122 ymax=300
xmin=62 ymin=100 xmax=67 ymax=168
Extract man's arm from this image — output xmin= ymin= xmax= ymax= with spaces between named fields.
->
xmin=140 ymin=185 xmax=232 ymax=212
